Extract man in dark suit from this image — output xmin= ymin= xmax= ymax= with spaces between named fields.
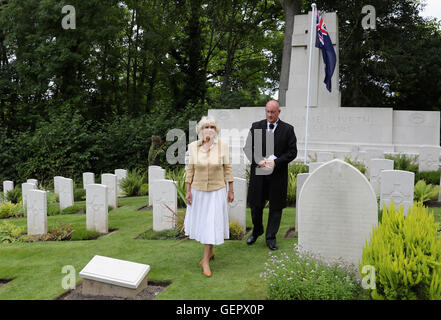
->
xmin=243 ymin=100 xmax=297 ymax=250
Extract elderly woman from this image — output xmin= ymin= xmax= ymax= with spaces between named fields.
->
xmin=184 ymin=115 xmax=234 ymax=277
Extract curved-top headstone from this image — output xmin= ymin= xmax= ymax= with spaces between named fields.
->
xmin=298 ymin=159 xmax=378 ymax=265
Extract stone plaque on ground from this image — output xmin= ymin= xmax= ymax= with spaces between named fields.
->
xmin=148 ymin=166 xmax=166 ymax=206
xmin=3 ymin=180 xmax=14 ymax=198
xmin=86 ymin=184 xmax=108 ymax=234
xmin=114 ymin=169 xmax=127 ymax=197
xmin=298 ymin=159 xmax=378 ymax=265
xmin=151 ymin=179 xmax=177 ymax=231
xmin=59 ymin=178 xmax=74 ymax=211
xmin=27 ymin=190 xmax=47 ymax=236
xmin=101 ymin=174 xmax=118 ymax=209
xmin=83 ymin=172 xmax=95 ymax=190
xmin=295 ymin=173 xmax=310 ymax=232
xmin=79 ymin=255 xmax=150 ymax=298
xmin=380 ymin=170 xmax=414 ymax=216
xmin=369 ymin=159 xmax=394 ymax=196
xmin=228 ymin=177 xmax=246 ymax=232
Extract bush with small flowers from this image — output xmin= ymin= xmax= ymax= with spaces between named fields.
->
xmin=261 ymin=244 xmax=367 ymax=300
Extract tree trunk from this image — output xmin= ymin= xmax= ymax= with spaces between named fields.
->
xmin=279 ymin=0 xmax=301 ymax=107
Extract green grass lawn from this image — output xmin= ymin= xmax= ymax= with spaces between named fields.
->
xmin=0 ymin=196 xmax=299 ymax=300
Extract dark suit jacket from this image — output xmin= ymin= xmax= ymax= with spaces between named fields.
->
xmin=243 ymin=119 xmax=297 ymax=210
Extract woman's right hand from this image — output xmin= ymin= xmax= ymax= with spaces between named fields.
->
xmin=185 ymin=190 xmax=192 ymax=205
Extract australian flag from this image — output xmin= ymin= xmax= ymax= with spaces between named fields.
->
xmin=315 ymin=10 xmax=336 ymax=92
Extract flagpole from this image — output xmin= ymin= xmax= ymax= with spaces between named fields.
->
xmin=304 ymin=3 xmax=316 ymax=165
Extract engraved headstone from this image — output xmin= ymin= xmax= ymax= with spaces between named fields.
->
xmin=295 ymin=173 xmax=310 ymax=232
xmin=86 ymin=184 xmax=108 ymax=233
xmin=369 ymin=159 xmax=394 ymax=196
xmin=418 ymin=145 xmax=440 ymax=172
xmin=83 ymin=172 xmax=95 ymax=190
xmin=27 ymin=190 xmax=47 ymax=236
xmin=21 ymin=182 xmax=36 ymax=215
xmin=79 ymin=255 xmax=150 ymax=298
xmin=114 ymin=169 xmax=128 ymax=196
xmin=101 ymin=174 xmax=118 ymax=209
xmin=148 ymin=166 xmax=166 ymax=206
xmin=59 ymin=178 xmax=74 ymax=211
xmin=27 ymin=179 xmax=38 ymax=186
xmin=298 ymin=159 xmax=378 ymax=265
xmin=380 ymin=170 xmax=414 ymax=216
xmin=228 ymin=177 xmax=246 ymax=232
xmin=151 ymin=179 xmax=177 ymax=231
xmin=3 ymin=180 xmax=14 ymax=199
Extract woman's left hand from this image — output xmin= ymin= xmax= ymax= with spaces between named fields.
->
xmin=227 ymin=191 xmax=234 ymax=203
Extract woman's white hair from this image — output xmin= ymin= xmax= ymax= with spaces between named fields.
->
xmin=196 ymin=115 xmax=219 ymax=139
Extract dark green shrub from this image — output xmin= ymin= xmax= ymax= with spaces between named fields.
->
xmin=166 ymin=167 xmax=186 ymax=207
xmin=415 ymin=171 xmax=440 ymax=186
xmin=344 ymin=156 xmax=367 ymax=174
xmin=140 ymin=184 xmax=149 ymax=196
xmin=48 ymin=203 xmax=61 ymax=216
xmin=385 ymin=154 xmax=419 ymax=174
xmin=74 ymin=189 xmax=86 ymax=201
xmin=6 ymin=186 xmax=21 ymax=204
xmin=119 ymin=169 xmax=146 ymax=196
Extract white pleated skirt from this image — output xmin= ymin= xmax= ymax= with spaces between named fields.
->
xmin=184 ymin=187 xmax=229 ymax=245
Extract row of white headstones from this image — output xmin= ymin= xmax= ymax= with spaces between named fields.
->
xmin=1 ymin=169 xmax=128 ymax=236
xmin=147 ymin=165 xmax=247 ymax=233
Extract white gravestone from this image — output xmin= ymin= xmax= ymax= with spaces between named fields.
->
xmin=228 ymin=177 xmax=247 ymax=232
xmin=101 ymin=174 xmax=118 ymax=209
xmin=79 ymin=255 xmax=150 ymax=298
xmin=151 ymin=179 xmax=177 ymax=231
xmin=418 ymin=146 xmax=440 ymax=172
xmin=54 ymin=176 xmax=64 ymax=194
xmin=369 ymin=159 xmax=394 ymax=196
xmin=298 ymin=159 xmax=378 ymax=265
xmin=308 ymin=162 xmax=324 ymax=173
xmin=148 ymin=166 xmax=166 ymax=206
xmin=380 ymin=170 xmax=414 ymax=216
xmin=3 ymin=180 xmax=14 ymax=198
xmin=114 ymin=169 xmax=128 ymax=196
xmin=83 ymin=172 xmax=95 ymax=190
xmin=59 ymin=178 xmax=74 ymax=211
xmin=86 ymin=184 xmax=108 ymax=234
xmin=22 ymin=182 xmax=36 ymax=215
xmin=295 ymin=173 xmax=310 ymax=232
xmin=27 ymin=179 xmax=37 ymax=186
xmin=27 ymin=190 xmax=47 ymax=236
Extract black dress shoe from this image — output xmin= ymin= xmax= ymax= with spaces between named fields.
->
xmin=246 ymin=233 xmax=260 ymax=245
xmin=267 ymin=240 xmax=278 ymax=251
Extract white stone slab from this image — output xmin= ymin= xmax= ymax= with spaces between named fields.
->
xmin=27 ymin=190 xmax=47 ymax=236
xmin=86 ymin=184 xmax=108 ymax=233
xmin=380 ymin=170 xmax=414 ymax=216
xmin=418 ymin=145 xmax=440 ymax=172
xmin=54 ymin=176 xmax=64 ymax=194
xmin=298 ymin=159 xmax=378 ymax=265
xmin=114 ymin=169 xmax=128 ymax=196
xmin=101 ymin=174 xmax=118 ymax=209
xmin=21 ymin=182 xmax=36 ymax=215
xmin=59 ymin=178 xmax=74 ymax=211
xmin=151 ymin=179 xmax=177 ymax=231
xmin=83 ymin=172 xmax=95 ymax=190
xmin=369 ymin=159 xmax=394 ymax=196
xmin=148 ymin=166 xmax=166 ymax=206
xmin=228 ymin=177 xmax=246 ymax=232
xmin=3 ymin=180 xmax=14 ymax=198
xmin=79 ymin=255 xmax=150 ymax=289
xmin=295 ymin=173 xmax=310 ymax=232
